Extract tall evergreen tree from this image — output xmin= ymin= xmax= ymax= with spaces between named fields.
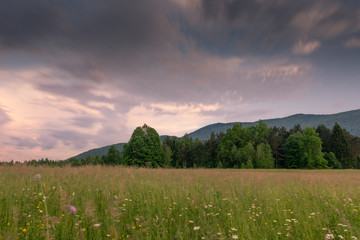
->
xmin=268 ymin=126 xmax=288 ymax=168
xmin=316 ymin=124 xmax=332 ymax=153
xmin=331 ymin=123 xmax=353 ymax=168
xmin=204 ymin=132 xmax=219 ymax=168
xmin=193 ymin=138 xmax=205 ymax=167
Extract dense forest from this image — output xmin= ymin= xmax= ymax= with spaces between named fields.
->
xmin=4 ymin=121 xmax=360 ymax=169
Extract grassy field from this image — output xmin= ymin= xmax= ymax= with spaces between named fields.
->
xmin=0 ymin=166 xmax=360 ymax=239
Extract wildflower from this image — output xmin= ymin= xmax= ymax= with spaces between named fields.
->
xmin=94 ymin=223 xmax=101 ymax=227
xmin=23 ymin=229 xmax=26 ymax=232
xmin=34 ymin=174 xmax=41 ymax=181
xmin=324 ymin=234 xmax=334 ymax=239
xmin=232 ymin=235 xmax=238 ymax=239
xmin=69 ymin=205 xmax=77 ymax=214
xmin=231 ymin=228 xmax=237 ymax=231
xmin=194 ymin=226 xmax=200 ymax=231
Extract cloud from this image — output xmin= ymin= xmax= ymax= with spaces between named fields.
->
xmin=0 ymin=0 xmax=182 ymax=59
xmin=290 ymin=2 xmax=359 ymax=39
xmin=0 ymin=107 xmax=11 ymax=125
xmin=1 ymin=0 xmax=360 ymax=161
xmin=10 ymin=136 xmax=40 ymax=149
xmin=126 ymin=102 xmax=221 ymax=136
xmin=190 ymin=0 xmax=360 ymax=55
xmin=345 ymin=38 xmax=360 ymax=48
xmin=292 ymin=40 xmax=321 ymax=55
xmin=49 ymin=130 xmax=93 ymax=149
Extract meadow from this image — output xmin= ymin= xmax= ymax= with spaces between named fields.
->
xmin=0 ymin=166 xmax=359 ymax=240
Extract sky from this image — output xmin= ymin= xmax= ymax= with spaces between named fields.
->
xmin=1 ymin=0 xmax=360 ymax=161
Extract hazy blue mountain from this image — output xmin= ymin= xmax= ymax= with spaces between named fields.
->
xmin=188 ymin=109 xmax=360 ymax=141
xmin=72 ymin=109 xmax=360 ymax=159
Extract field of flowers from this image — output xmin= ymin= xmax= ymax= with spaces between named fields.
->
xmin=0 ymin=166 xmax=360 ymax=239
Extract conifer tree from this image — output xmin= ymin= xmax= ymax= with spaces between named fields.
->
xmin=331 ymin=123 xmax=353 ymax=168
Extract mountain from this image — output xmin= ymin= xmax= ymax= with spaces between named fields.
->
xmin=72 ymin=109 xmax=360 ymax=159
xmin=71 ymin=136 xmax=173 ymax=160
xmin=71 ymin=143 xmax=126 ymax=160
xmin=188 ymin=109 xmax=360 ymax=141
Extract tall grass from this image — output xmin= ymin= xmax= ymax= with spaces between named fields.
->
xmin=0 ymin=166 xmax=359 ymax=239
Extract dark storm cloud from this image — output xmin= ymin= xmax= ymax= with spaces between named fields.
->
xmin=1 ymin=0 xmax=360 ymax=105
xmin=0 ymin=0 xmax=179 ymax=56
xmin=0 ymin=0 xmax=360 ymax=101
xmin=1 ymin=0 xmax=359 ymax=60
xmin=194 ymin=0 xmax=360 ymax=54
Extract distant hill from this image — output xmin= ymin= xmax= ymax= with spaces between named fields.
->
xmin=71 ymin=143 xmax=126 ymax=160
xmin=72 ymin=109 xmax=360 ymax=159
xmin=188 ymin=109 xmax=360 ymax=141
xmin=71 ymin=136 xmax=174 ymax=160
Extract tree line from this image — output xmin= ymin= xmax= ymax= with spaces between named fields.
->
xmin=3 ymin=122 xmax=360 ymax=169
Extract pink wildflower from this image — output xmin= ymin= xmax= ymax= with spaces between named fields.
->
xmin=69 ymin=205 xmax=77 ymax=214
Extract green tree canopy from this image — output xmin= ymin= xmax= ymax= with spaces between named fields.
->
xmin=103 ymin=145 xmax=121 ymax=165
xmin=300 ymin=127 xmax=327 ymax=169
xmin=217 ymin=124 xmax=244 ymax=168
xmin=123 ymin=124 xmax=163 ymax=167
xmin=255 ymin=143 xmax=275 ymax=169
xmin=239 ymin=142 xmax=256 ymax=168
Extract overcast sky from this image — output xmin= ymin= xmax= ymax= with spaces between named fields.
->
xmin=1 ymin=0 xmax=360 ymax=161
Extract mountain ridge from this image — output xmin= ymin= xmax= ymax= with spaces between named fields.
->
xmin=187 ymin=109 xmax=360 ymax=141
xmin=72 ymin=109 xmax=360 ymax=159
